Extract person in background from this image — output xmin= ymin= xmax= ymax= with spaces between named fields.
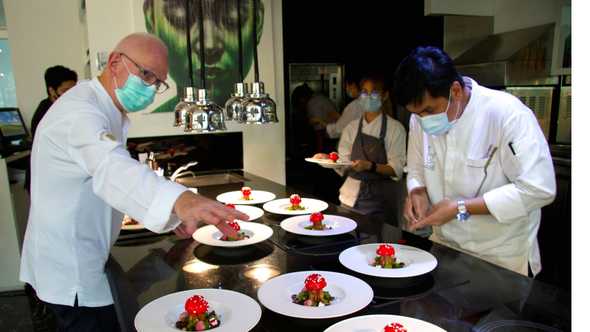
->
xmin=326 ymin=76 xmax=363 ymax=139
xmin=25 ymin=65 xmax=78 ymax=193
xmin=394 ymin=46 xmax=555 ymax=276
xmin=306 ymin=89 xmax=340 ymax=153
xmin=315 ymin=74 xmax=407 ymax=226
xmin=20 ymin=33 xmax=248 ymax=332
xmin=31 ymin=65 xmax=78 ymax=138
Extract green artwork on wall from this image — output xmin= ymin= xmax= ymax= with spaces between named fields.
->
xmin=143 ymin=0 xmax=264 ymax=113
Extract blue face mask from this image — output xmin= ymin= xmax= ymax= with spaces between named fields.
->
xmin=418 ymin=91 xmax=457 ymax=136
xmin=114 ymin=61 xmax=156 ymax=112
xmin=359 ymin=93 xmax=382 ymax=113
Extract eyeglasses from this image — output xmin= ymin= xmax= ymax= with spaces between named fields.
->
xmin=119 ymin=53 xmax=170 ymax=94
xmin=360 ymin=91 xmax=381 ymax=99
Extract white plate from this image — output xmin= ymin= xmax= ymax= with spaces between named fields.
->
xmin=192 ymin=221 xmax=273 ymax=247
xmin=134 ymin=288 xmax=261 ymax=332
xmin=339 ymin=243 xmax=438 ymax=278
xmin=263 ymin=198 xmax=329 ymax=215
xmin=324 ymin=314 xmax=446 ymax=332
xmin=216 ymin=190 xmax=276 ymax=205
xmin=305 ymin=157 xmax=352 ymax=169
xmin=257 ymin=270 xmax=373 ymax=319
xmin=280 ymin=214 xmax=357 ymax=236
xmin=234 ymin=205 xmax=264 ymax=221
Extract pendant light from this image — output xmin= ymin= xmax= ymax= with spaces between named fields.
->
xmin=177 ymin=0 xmax=226 ymax=132
xmin=224 ymin=0 xmax=250 ymax=123
xmin=242 ymin=0 xmax=278 ymax=124
xmin=174 ymin=0 xmax=197 ymax=130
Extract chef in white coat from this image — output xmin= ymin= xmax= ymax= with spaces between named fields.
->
xmin=393 ymin=46 xmax=556 ymax=276
xmin=315 ymin=75 xmax=406 ymax=226
xmin=20 ymin=33 xmax=248 ymax=332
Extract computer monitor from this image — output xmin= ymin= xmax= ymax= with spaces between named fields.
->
xmin=0 ymin=108 xmax=29 ymax=153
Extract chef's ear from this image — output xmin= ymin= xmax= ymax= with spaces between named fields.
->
xmin=450 ymin=81 xmax=463 ymax=98
xmin=382 ymin=90 xmax=390 ymax=101
xmin=143 ymin=0 xmax=156 ymax=33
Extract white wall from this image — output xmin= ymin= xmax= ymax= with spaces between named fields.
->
xmin=4 ymin=0 xmax=89 ymax=129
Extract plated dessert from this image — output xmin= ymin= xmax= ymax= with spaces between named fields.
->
xmin=328 ymin=152 xmax=339 ymax=162
xmin=240 ymin=187 xmax=253 ymax=201
xmin=291 ymin=273 xmax=334 ymax=307
xmin=220 ymin=221 xmax=250 ymax=241
xmin=304 ymin=212 xmax=332 ymax=230
xmin=287 ymin=194 xmax=305 ymax=211
xmin=175 ymin=295 xmax=220 ymax=331
xmin=372 ymin=244 xmax=405 ymax=269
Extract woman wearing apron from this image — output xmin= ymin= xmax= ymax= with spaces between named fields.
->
xmin=315 ymin=75 xmax=407 ymax=227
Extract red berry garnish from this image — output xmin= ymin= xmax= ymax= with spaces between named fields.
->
xmin=226 ymin=203 xmax=236 ymax=209
xmin=290 ymin=194 xmax=301 ymax=205
xmin=310 ymin=212 xmax=324 ymax=224
xmin=304 ymin=273 xmax=327 ymax=291
xmin=376 ymin=244 xmax=395 ymax=257
xmin=227 ymin=220 xmax=241 ymax=231
xmin=329 ymin=152 xmax=339 ymax=162
xmin=241 ymin=187 xmax=252 ymax=197
xmin=185 ymin=295 xmax=209 ymax=316
xmin=384 ymin=322 xmax=407 ymax=332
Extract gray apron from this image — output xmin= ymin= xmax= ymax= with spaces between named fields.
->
xmin=348 ymin=114 xmax=400 ymax=226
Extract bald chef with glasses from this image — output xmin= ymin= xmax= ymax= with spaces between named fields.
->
xmin=20 ymin=33 xmax=248 ymax=332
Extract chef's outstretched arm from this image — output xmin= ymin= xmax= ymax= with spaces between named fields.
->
xmin=68 ymin=111 xmax=247 ymax=236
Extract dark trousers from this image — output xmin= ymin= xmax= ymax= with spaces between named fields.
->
xmin=44 ymin=297 xmax=120 ymax=332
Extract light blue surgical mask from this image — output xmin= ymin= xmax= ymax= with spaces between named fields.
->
xmin=359 ymin=92 xmax=382 ymax=113
xmin=418 ymin=91 xmax=457 ymax=136
xmin=114 ymin=60 xmax=156 ymax=112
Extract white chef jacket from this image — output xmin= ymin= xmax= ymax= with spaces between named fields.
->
xmin=406 ymin=78 xmax=556 ymax=276
xmin=20 ymin=78 xmax=187 ymax=307
xmin=337 ymin=113 xmax=407 ymax=207
xmin=326 ymin=99 xmax=363 ymax=139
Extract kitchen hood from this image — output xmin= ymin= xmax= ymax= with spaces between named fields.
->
xmin=453 ymin=23 xmax=558 ymax=86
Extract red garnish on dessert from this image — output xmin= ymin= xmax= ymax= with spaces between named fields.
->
xmin=304 ymin=273 xmax=327 ymax=291
xmin=384 ymin=322 xmax=407 ymax=332
xmin=185 ymin=295 xmax=209 ymax=316
xmin=290 ymin=194 xmax=301 ymax=206
xmin=377 ymin=244 xmax=395 ymax=257
xmin=227 ymin=220 xmax=241 ymax=232
xmin=310 ymin=212 xmax=324 ymax=224
xmin=329 ymin=152 xmax=339 ymax=162
xmin=241 ymin=186 xmax=252 ymax=200
xmin=226 ymin=203 xmax=236 ymax=209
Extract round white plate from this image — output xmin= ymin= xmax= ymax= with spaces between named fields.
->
xmin=305 ymin=157 xmax=352 ymax=169
xmin=193 ymin=221 xmax=273 ymax=247
xmin=234 ymin=205 xmax=264 ymax=221
xmin=339 ymin=243 xmax=438 ymax=278
xmin=263 ymin=198 xmax=329 ymax=215
xmin=135 ymin=288 xmax=261 ymax=332
xmin=216 ymin=190 xmax=276 ymax=205
xmin=280 ymin=214 xmax=357 ymax=237
xmin=257 ymin=270 xmax=373 ymax=319
xmin=324 ymin=314 xmax=446 ymax=332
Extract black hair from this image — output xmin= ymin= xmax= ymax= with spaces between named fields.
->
xmin=359 ymin=72 xmax=387 ymax=92
xmin=44 ymin=65 xmax=77 ymax=95
xmin=393 ymin=46 xmax=463 ymax=107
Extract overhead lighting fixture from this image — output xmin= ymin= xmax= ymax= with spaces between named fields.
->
xmin=242 ymin=0 xmax=278 ymax=124
xmin=174 ymin=87 xmax=196 ymax=128
xmin=225 ymin=0 xmax=250 ymax=122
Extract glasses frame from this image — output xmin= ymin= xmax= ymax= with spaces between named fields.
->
xmin=119 ymin=53 xmax=170 ymax=94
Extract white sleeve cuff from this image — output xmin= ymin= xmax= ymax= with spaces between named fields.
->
xmin=143 ymin=180 xmax=187 ymax=233
xmin=483 ymin=184 xmax=528 ymax=223
xmin=407 ymin=177 xmax=425 ymax=194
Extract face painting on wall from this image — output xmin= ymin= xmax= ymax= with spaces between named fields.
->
xmin=143 ymin=0 xmax=265 ymax=113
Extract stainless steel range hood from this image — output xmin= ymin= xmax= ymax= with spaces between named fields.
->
xmin=454 ymin=23 xmax=558 ymax=86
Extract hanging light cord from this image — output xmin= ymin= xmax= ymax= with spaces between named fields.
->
xmin=197 ymin=0 xmax=206 ymax=88
xmin=237 ymin=0 xmax=244 ymax=82
xmin=252 ymin=0 xmax=260 ymax=82
xmin=185 ymin=0 xmax=194 ymax=87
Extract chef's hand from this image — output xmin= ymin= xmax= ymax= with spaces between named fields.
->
xmin=173 ymin=191 xmax=249 ymax=239
xmin=173 ymin=224 xmax=193 ymax=239
xmin=404 ymin=187 xmax=431 ymax=226
xmin=351 ymin=160 xmax=371 ymax=172
xmin=408 ymin=198 xmax=457 ymax=231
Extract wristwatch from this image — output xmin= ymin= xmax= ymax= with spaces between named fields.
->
xmin=369 ymin=161 xmax=377 ymax=173
xmin=456 ymin=200 xmax=470 ymax=222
